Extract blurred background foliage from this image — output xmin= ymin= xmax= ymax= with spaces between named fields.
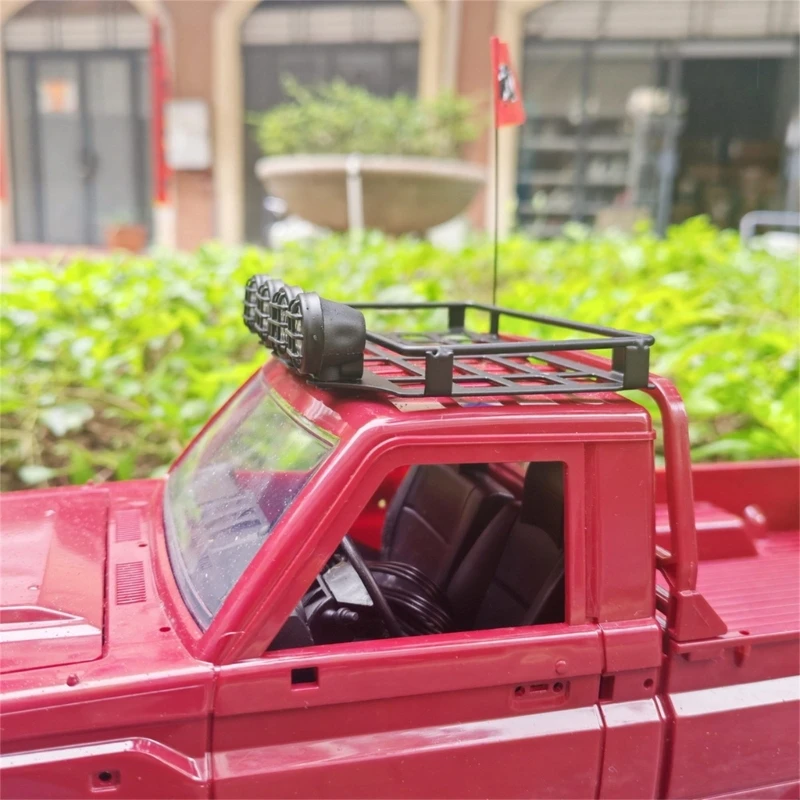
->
xmin=1 ymin=217 xmax=797 ymax=491
xmin=251 ymin=78 xmax=479 ymax=159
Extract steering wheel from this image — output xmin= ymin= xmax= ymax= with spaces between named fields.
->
xmin=336 ymin=535 xmax=405 ymax=639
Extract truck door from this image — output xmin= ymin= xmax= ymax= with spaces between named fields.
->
xmin=212 ymin=624 xmax=605 ymax=799
xmin=211 ymin=447 xmax=608 ymax=798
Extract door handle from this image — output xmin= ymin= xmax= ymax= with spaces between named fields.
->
xmin=510 ymin=679 xmax=569 ymax=711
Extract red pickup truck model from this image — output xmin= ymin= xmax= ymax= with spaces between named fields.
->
xmin=1 ymin=279 xmax=798 ymax=800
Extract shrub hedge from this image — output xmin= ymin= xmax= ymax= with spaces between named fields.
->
xmin=1 ymin=217 xmax=797 ymax=491
xmin=251 ymin=78 xmax=479 ymax=159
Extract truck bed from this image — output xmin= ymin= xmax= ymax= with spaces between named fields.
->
xmin=656 ymin=459 xmax=800 ymax=639
xmin=696 ymin=529 xmax=800 ymax=636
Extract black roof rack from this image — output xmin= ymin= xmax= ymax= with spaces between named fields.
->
xmin=311 ymin=302 xmax=654 ymax=398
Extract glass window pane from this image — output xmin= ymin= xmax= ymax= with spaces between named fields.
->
xmin=392 ymin=43 xmax=419 ymax=94
xmin=522 ymin=44 xmax=584 ymax=120
xmin=136 ymin=52 xmax=152 ymax=229
xmin=587 ymin=48 xmax=656 ymax=119
xmin=165 ymin=373 xmax=337 ymax=626
xmin=36 ymin=58 xmax=84 ymax=244
xmin=87 ymin=57 xmax=140 ymax=242
xmin=332 ymin=48 xmax=390 ymax=94
xmin=583 ymin=49 xmax=658 ymax=216
xmin=7 ymin=56 xmax=38 ymax=242
xmin=518 ymin=45 xmax=585 ymax=234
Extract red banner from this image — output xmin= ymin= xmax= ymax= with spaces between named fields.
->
xmin=490 ymin=36 xmax=526 ymax=128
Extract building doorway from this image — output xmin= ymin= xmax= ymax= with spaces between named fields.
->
xmin=4 ymin=2 xmax=151 ymax=245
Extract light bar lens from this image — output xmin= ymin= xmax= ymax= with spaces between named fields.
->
xmin=286 ymin=299 xmax=305 ymax=368
xmin=244 ymin=275 xmax=268 ymax=334
xmin=267 ymin=285 xmax=302 ymax=355
xmin=244 ymin=275 xmax=285 ymax=346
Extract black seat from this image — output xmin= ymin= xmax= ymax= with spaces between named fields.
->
xmin=380 ymin=464 xmax=512 ymax=589
xmin=447 ymin=462 xmax=565 ymax=630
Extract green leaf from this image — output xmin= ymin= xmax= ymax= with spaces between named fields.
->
xmin=115 ymin=451 xmax=136 ymax=481
xmin=68 ymin=449 xmax=95 ymax=485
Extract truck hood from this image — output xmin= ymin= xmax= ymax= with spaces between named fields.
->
xmin=0 ymin=486 xmax=109 ymax=674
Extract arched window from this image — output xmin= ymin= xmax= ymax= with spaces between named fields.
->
xmin=241 ymin=0 xmax=421 ymax=241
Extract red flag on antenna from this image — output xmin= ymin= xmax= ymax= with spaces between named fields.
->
xmin=490 ymin=36 xmax=526 ymax=128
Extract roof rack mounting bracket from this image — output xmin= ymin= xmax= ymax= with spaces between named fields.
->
xmin=447 ymin=305 xmax=466 ymax=331
xmin=612 ymin=345 xmax=651 ymax=390
xmin=424 ymin=348 xmax=454 ymax=395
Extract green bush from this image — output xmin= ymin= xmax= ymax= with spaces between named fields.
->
xmin=251 ymin=78 xmax=479 ymax=159
xmin=1 ymin=217 xmax=797 ymax=491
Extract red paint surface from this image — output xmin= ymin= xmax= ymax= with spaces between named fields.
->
xmin=656 ymin=501 xmax=760 ymax=560
xmin=0 ymin=356 xmax=797 ymax=798
xmin=213 ymin=626 xmax=605 ymax=799
xmin=0 ymin=487 xmax=108 ymax=673
xmin=664 ymin=676 xmax=800 ymax=799
xmin=695 ymin=531 xmax=800 ymax=636
xmin=599 ymin=699 xmax=665 ymax=799
xmin=657 ymin=459 xmax=800 ymax=532
xmin=1 ymin=480 xmax=212 ymax=799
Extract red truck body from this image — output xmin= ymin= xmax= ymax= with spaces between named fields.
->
xmin=1 ymin=351 xmax=798 ymax=799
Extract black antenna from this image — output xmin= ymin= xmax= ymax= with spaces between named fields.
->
xmin=492 ymin=124 xmax=500 ymax=307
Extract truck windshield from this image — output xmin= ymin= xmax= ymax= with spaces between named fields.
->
xmin=164 ymin=373 xmax=337 ymax=627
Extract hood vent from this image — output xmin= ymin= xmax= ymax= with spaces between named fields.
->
xmin=115 ymin=561 xmax=146 ymax=605
xmin=114 ymin=509 xmax=143 ymax=543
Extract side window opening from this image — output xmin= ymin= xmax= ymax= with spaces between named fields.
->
xmin=269 ymin=461 xmax=566 ymax=651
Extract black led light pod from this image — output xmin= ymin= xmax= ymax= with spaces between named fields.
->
xmin=286 ymin=292 xmax=366 ymax=381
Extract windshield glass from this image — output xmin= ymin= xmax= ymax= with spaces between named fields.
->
xmin=164 ymin=372 xmax=336 ymax=627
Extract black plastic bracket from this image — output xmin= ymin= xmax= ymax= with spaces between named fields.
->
xmin=424 ymin=348 xmax=454 ymax=395
xmin=612 ymin=345 xmax=651 ymax=390
xmin=447 ymin=306 xmax=466 ymax=331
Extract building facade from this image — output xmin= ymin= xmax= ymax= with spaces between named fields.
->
xmin=1 ymin=0 xmax=798 ymax=250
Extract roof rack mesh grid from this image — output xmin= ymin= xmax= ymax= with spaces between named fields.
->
xmin=310 ymin=302 xmax=654 ymax=398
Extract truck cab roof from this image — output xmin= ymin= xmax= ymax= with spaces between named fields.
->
xmin=271 ymin=359 xmax=655 ymax=444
